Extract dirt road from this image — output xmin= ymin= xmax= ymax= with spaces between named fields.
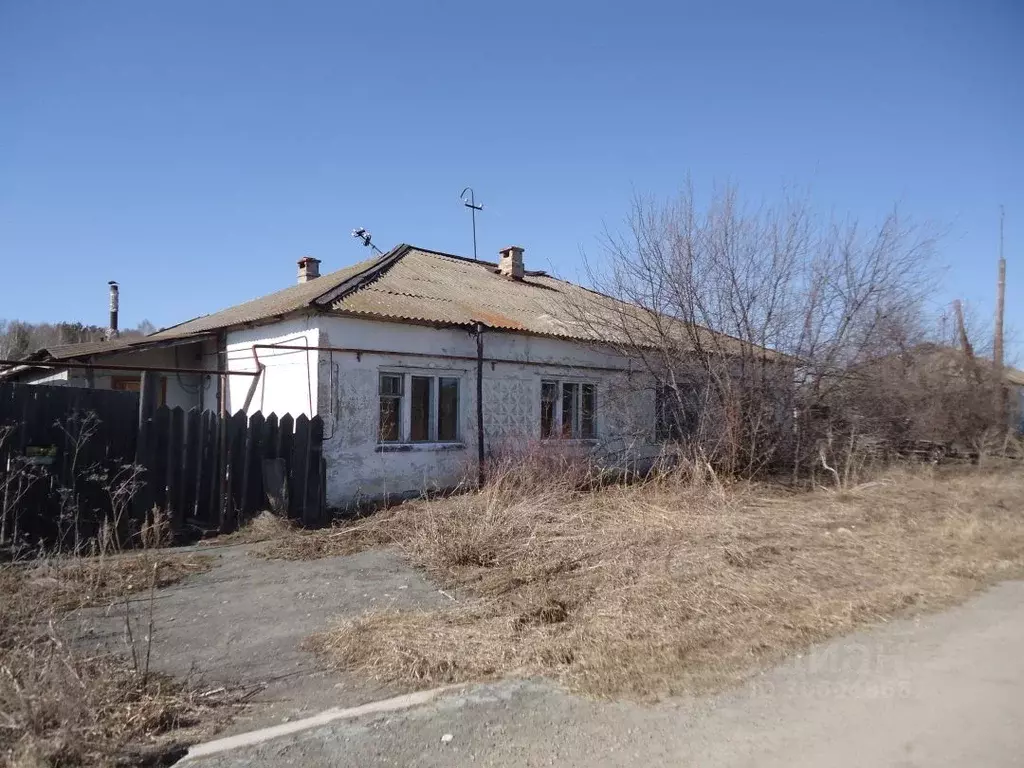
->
xmin=76 ymin=544 xmax=443 ymax=732
xmin=182 ymin=579 xmax=1024 ymax=767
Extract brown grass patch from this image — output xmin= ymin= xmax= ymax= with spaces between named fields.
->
xmin=200 ymin=510 xmax=298 ymax=547
xmin=0 ymin=552 xmax=235 ymax=767
xmin=308 ymin=465 xmax=1024 ymax=698
xmin=220 ymin=512 xmax=382 ymax=561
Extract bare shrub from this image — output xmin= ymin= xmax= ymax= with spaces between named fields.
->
xmin=309 ymin=465 xmax=1024 ymax=698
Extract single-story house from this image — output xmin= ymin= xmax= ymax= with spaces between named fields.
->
xmin=1 ymin=244 xmax=756 ymax=506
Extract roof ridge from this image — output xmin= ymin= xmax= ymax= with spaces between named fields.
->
xmin=311 ymin=244 xmax=412 ymax=307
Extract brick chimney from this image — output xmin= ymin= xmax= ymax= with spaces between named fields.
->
xmin=497 ymin=246 xmax=525 ymax=280
xmin=297 ymin=256 xmax=321 ymax=283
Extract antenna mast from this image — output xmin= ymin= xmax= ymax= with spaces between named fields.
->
xmin=460 ymin=187 xmax=483 ymax=261
xmin=351 ymin=228 xmax=384 ymax=256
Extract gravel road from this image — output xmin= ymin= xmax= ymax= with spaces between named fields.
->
xmin=182 ymin=579 xmax=1024 ymax=767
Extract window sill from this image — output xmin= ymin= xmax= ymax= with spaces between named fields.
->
xmin=375 ymin=442 xmax=467 ymax=453
xmin=539 ymin=437 xmax=599 ymax=445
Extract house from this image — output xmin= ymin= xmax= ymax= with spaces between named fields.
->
xmin=1 ymin=244 xmax=748 ymax=506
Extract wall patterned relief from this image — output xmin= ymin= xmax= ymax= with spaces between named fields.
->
xmin=483 ymin=376 xmax=535 ymax=444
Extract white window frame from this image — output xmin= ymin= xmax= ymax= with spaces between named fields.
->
xmin=540 ymin=378 xmax=597 ymax=440
xmin=378 ymin=370 xmax=462 ymax=444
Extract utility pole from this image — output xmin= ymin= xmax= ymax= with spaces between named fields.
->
xmin=460 ymin=187 xmax=483 ymax=261
xmin=994 ymin=206 xmax=1007 ymax=425
xmin=994 ymin=207 xmax=1006 ymax=373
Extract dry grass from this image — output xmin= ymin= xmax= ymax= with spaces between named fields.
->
xmin=0 ymin=552 xmax=233 ymax=767
xmin=309 ymin=463 xmax=1024 ymax=699
xmin=200 ymin=510 xmax=380 ymax=561
xmin=252 ymin=520 xmax=380 ymax=561
xmin=199 ymin=510 xmax=298 ymax=547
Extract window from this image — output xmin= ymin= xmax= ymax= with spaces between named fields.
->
xmin=561 ymin=382 xmax=578 ymax=437
xmin=541 ymin=379 xmax=597 ymax=439
xmin=410 ymin=376 xmax=431 ymax=441
xmin=111 ymin=376 xmax=167 ymax=406
xmin=379 ymin=374 xmax=402 ymax=442
xmin=540 ymin=380 xmax=558 ymax=438
xmin=378 ymin=372 xmax=461 ymax=443
xmin=655 ymin=383 xmax=698 ymax=441
xmin=438 ymin=377 xmax=460 ymax=441
xmin=580 ymin=383 xmax=596 ymax=439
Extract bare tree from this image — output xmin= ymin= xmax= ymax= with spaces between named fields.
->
xmin=572 ymin=182 xmax=946 ymax=478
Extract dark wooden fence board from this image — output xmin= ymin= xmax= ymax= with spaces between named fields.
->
xmin=240 ymin=411 xmax=264 ymax=520
xmin=167 ymin=407 xmax=185 ymax=532
xmin=290 ymin=415 xmax=310 ymax=522
xmin=0 ymin=382 xmax=326 ymax=547
xmin=182 ymin=408 xmax=200 ymax=524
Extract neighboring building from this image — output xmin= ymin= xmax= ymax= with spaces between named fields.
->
xmin=1 ymin=244 xmax=758 ymax=506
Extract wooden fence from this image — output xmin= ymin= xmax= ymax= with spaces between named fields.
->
xmin=0 ymin=382 xmax=325 ymax=550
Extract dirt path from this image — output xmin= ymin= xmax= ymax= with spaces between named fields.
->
xmin=75 ymin=544 xmax=443 ymax=733
xmin=181 ymin=579 xmax=1024 ymax=767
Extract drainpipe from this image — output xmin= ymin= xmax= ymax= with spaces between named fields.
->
xmin=240 ymin=345 xmax=266 ymax=414
xmin=476 ymin=322 xmax=486 ymax=488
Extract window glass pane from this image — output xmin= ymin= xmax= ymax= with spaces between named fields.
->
xmin=580 ymin=384 xmax=596 ymax=438
xmin=541 ymin=380 xmax=558 ymax=438
xmin=437 ymin=377 xmax=459 ymax=441
xmin=410 ymin=376 xmax=432 ymax=441
xmin=379 ymin=373 xmax=402 ymax=396
xmin=562 ymin=382 xmax=579 ymax=438
xmin=379 ymin=397 xmax=400 ymax=442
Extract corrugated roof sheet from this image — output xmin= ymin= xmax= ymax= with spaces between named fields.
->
xmin=147 ymin=255 xmax=381 ymax=340
xmin=10 ymin=245 xmax=762 ymax=368
xmin=333 ymin=248 xmax=594 ymax=336
xmin=328 ymin=247 xmax=749 ymax=353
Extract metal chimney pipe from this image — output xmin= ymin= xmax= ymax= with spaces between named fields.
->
xmin=108 ymin=281 xmax=120 ymax=339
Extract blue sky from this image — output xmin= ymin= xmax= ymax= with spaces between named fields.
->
xmin=1 ymin=1 xmax=1021 ymax=356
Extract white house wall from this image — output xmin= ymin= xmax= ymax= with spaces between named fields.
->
xmin=317 ymin=315 xmax=658 ymax=507
xmin=22 ymin=369 xmax=72 ymax=386
xmin=225 ymin=316 xmax=320 ymax=418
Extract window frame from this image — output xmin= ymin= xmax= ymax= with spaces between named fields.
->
xmin=377 ymin=370 xmax=462 ymax=445
xmin=378 ymin=373 xmax=404 ymax=443
xmin=540 ymin=378 xmax=597 ymax=440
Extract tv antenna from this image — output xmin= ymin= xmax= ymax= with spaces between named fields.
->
xmin=351 ymin=227 xmax=384 ymax=256
xmin=460 ymin=187 xmax=483 ymax=261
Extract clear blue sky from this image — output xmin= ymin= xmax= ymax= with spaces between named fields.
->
xmin=1 ymin=1 xmax=1021 ymax=355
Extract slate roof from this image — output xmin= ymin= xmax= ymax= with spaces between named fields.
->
xmin=143 ymin=243 xmax=716 ymax=347
xmin=146 ymin=254 xmax=382 ymax=340
xmin=328 ymin=246 xmax=617 ymax=339
xmin=8 ymin=244 xmax=773 ymax=368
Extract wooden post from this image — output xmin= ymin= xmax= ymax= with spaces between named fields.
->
xmin=475 ymin=323 xmax=485 ymax=488
xmin=994 ymin=211 xmax=1007 ymax=424
xmin=134 ymin=372 xmax=161 ymax=521
xmin=138 ymin=372 xmax=159 ymax=430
